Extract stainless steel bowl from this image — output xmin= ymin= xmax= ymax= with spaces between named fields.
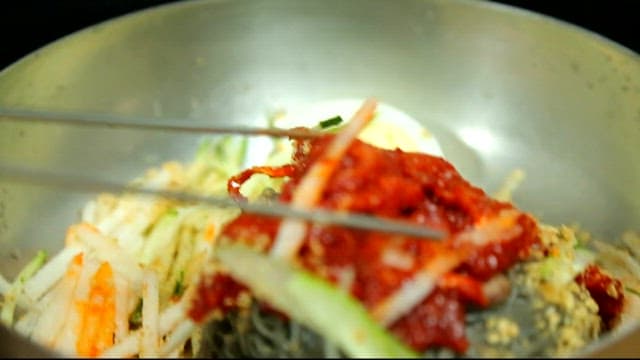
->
xmin=1 ymin=0 xmax=639 ymax=357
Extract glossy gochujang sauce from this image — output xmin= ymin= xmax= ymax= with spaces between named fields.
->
xmin=188 ymin=134 xmax=620 ymax=353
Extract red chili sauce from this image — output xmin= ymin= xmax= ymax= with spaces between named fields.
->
xmin=190 ymin=135 xmax=541 ymax=353
xmin=575 ymin=264 xmax=624 ymax=330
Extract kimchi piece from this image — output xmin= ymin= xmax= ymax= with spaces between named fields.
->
xmin=190 ymin=133 xmax=541 ymax=353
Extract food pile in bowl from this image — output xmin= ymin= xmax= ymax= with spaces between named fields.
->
xmin=1 ymin=98 xmax=638 ymax=358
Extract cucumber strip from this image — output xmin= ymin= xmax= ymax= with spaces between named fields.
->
xmin=139 ymin=209 xmax=183 ymax=281
xmin=216 ymin=243 xmax=418 ymax=358
xmin=1 ymin=250 xmax=47 ymax=326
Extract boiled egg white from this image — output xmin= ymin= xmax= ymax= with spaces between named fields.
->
xmin=243 ymin=98 xmax=444 ymax=171
xmin=239 ymin=99 xmax=444 ymax=199
xmin=273 ymin=98 xmax=444 ymax=157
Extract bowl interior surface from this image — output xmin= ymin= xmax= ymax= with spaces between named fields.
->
xmin=0 ymin=0 xmax=639 ymax=356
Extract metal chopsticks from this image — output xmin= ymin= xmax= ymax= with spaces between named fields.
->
xmin=0 ymin=163 xmax=445 ymax=240
xmin=0 ymin=107 xmax=322 ymax=139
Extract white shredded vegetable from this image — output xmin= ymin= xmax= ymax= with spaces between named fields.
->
xmin=593 ymin=240 xmax=640 ymax=280
xmin=493 ymin=168 xmax=526 ymax=202
xmin=30 ymin=253 xmax=82 ymax=348
xmin=23 ymin=246 xmax=82 ymax=301
xmin=381 ymin=249 xmax=414 ymax=270
xmin=270 ymin=98 xmax=378 ymax=259
xmin=67 ymin=224 xmax=144 ymax=289
xmin=372 ymin=253 xmax=463 ymax=326
xmin=0 ymin=273 xmax=34 ymax=313
xmin=14 ymin=309 xmax=39 ymax=338
xmin=140 ymin=271 xmax=160 ymax=358
xmin=1 ymin=250 xmax=47 ymax=327
xmin=0 ymin=273 xmax=11 ymax=294
xmin=371 ymin=209 xmax=525 ymax=326
xmin=99 ymin=333 xmax=140 ymax=358
xmin=0 ymin=135 xmax=248 ymax=357
xmin=113 ymin=272 xmax=131 ymax=343
xmin=622 ymin=231 xmax=640 ymax=260
xmin=159 ymin=320 xmax=197 ymax=356
xmin=454 ymin=209 xmax=522 ymax=247
xmin=100 ymin=298 xmax=189 ymax=358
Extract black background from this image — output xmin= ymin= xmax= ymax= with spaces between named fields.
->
xmin=1 ymin=0 xmax=637 ymax=71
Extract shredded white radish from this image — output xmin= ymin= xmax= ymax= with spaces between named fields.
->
xmin=93 ymin=198 xmax=163 ymax=257
xmin=23 ymin=246 xmax=82 ymax=301
xmin=381 ymin=249 xmax=414 ymax=270
xmin=493 ymin=168 xmax=526 ymax=202
xmin=14 ymin=310 xmax=39 ymax=338
xmin=52 ymin=256 xmax=102 ymax=354
xmin=1 ymin=137 xmax=246 ymax=357
xmin=139 ymin=209 xmax=189 ymax=287
xmin=30 ymin=292 xmax=64 ymax=347
xmin=94 ymin=204 xmax=131 ymax=237
xmin=113 ymin=273 xmax=132 ymax=343
xmin=111 ymin=206 xmax=163 ymax=257
xmin=30 ymin=254 xmax=83 ymax=348
xmin=158 ymin=300 xmax=189 ymax=334
xmin=100 ymin=298 xmax=187 ymax=358
xmin=159 ymin=320 xmax=197 ymax=356
xmin=335 ymin=266 xmax=356 ymax=292
xmin=373 ymin=270 xmax=437 ymax=326
xmin=81 ymin=194 xmax=118 ymax=225
xmin=166 ymin=348 xmax=182 ymax=358
xmin=0 ymin=272 xmax=35 ymax=312
xmin=81 ymin=199 xmax=98 ymax=224
xmin=1 ymin=251 xmax=48 ymax=327
xmin=140 ymin=270 xmax=160 ymax=358
xmin=453 ymin=209 xmax=522 ymax=247
xmin=189 ymin=328 xmax=203 ymax=357
xmin=99 ymin=332 xmax=140 ymax=358
xmin=481 ymin=274 xmax=511 ymax=305
xmin=593 ymin=240 xmax=640 ymax=280
xmin=270 ymin=98 xmax=378 ymax=259
xmin=0 ymin=273 xmax=10 ymax=294
xmin=67 ymin=224 xmax=144 ymax=289
xmin=143 ymin=167 xmax=175 ymax=190
xmin=71 ymin=256 xmax=101 ymax=308
xmin=372 ymin=253 xmax=464 ymax=326
xmin=372 ymin=209 xmax=526 ymax=325
xmin=52 ymin=295 xmax=81 ymax=355
xmin=622 ymin=231 xmax=640 ymax=260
